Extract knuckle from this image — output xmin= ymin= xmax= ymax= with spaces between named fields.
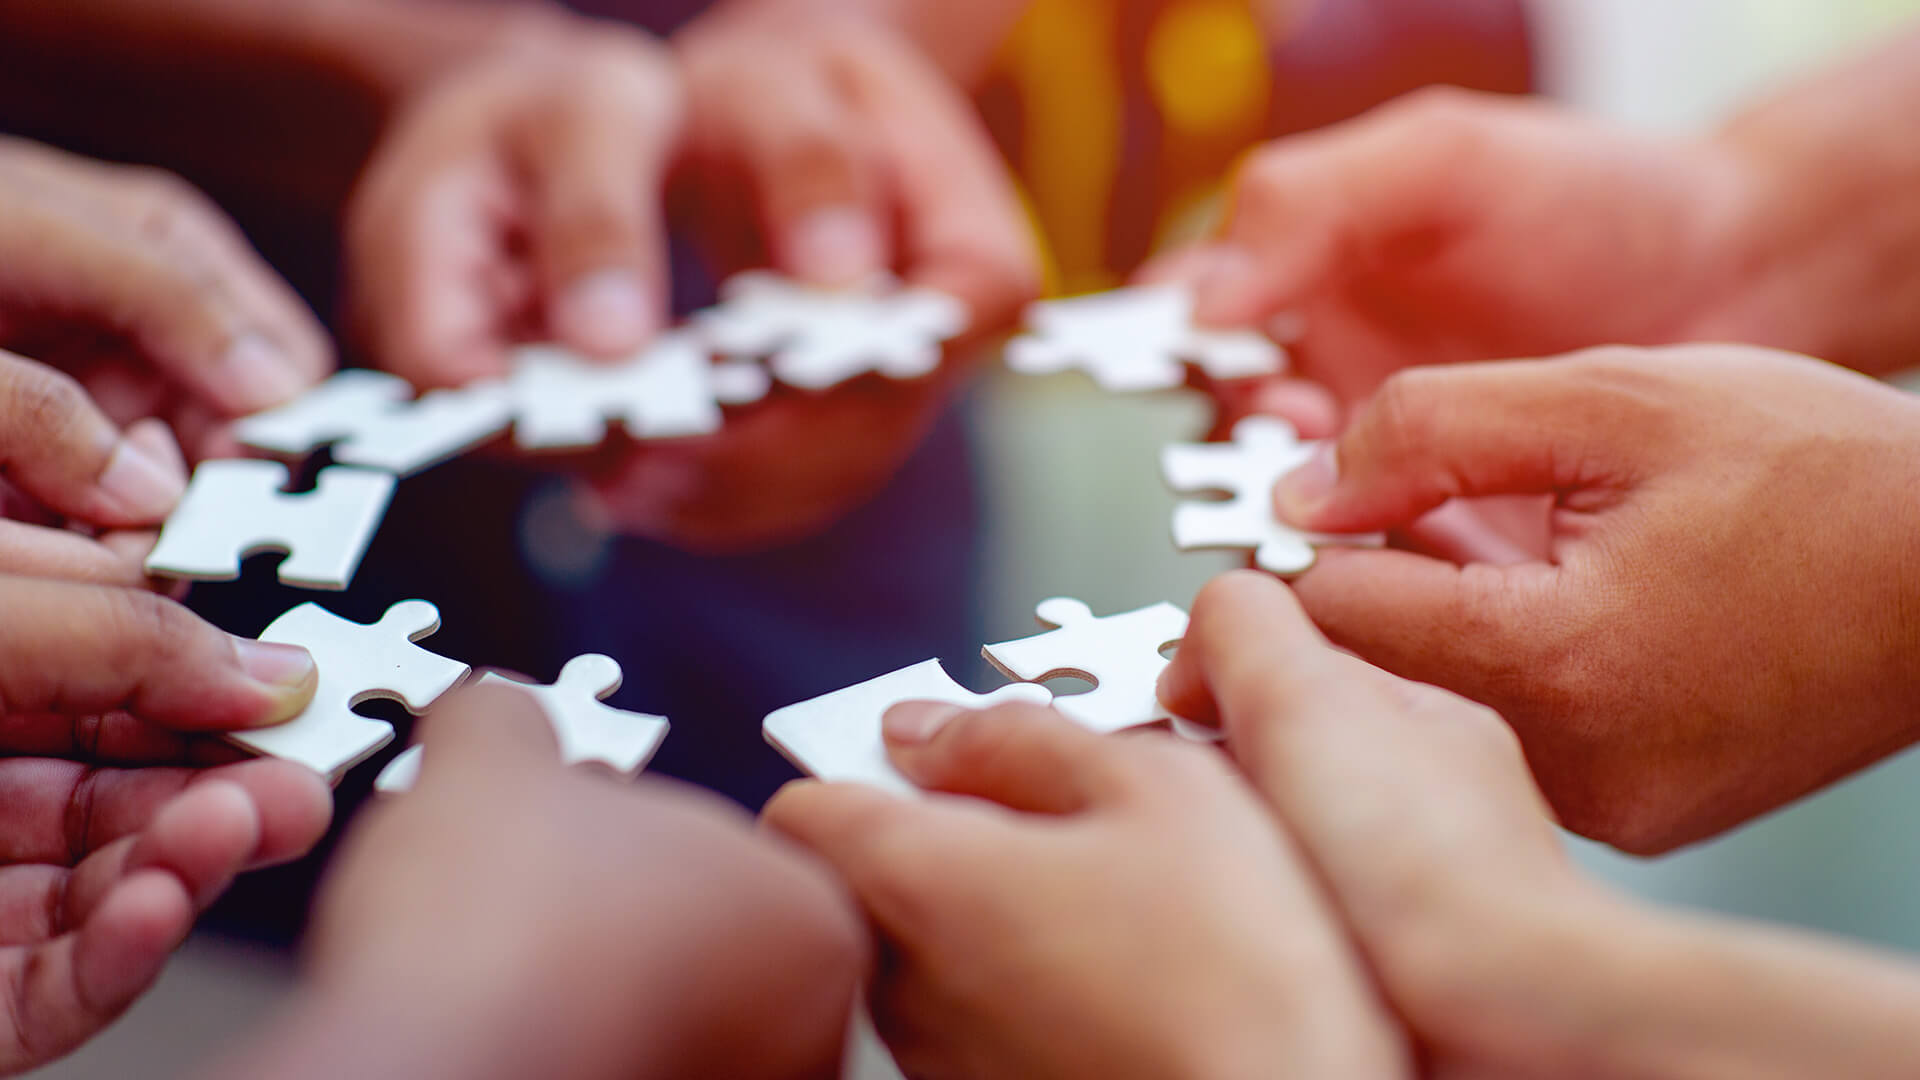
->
xmin=0 ymin=360 xmax=90 ymax=441
xmin=98 ymin=590 xmax=197 ymax=671
xmin=1365 ymin=368 xmax=1444 ymax=463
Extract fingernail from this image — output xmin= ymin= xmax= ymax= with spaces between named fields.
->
xmin=882 ymin=702 xmax=961 ymax=746
xmin=232 ymin=638 xmax=318 ymax=718
xmin=97 ymin=430 xmax=188 ymax=521
xmin=556 ymin=270 xmax=657 ymax=357
xmin=1275 ymin=442 xmax=1338 ymax=524
xmin=786 ymin=207 xmax=885 ymax=285
xmin=222 ymin=335 xmax=308 ymax=412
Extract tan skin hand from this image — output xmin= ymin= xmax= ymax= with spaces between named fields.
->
xmin=0 ymin=137 xmax=331 ymax=457
xmin=1271 ymin=345 xmax=1920 ymax=853
xmin=765 ymin=703 xmax=1412 ymax=1080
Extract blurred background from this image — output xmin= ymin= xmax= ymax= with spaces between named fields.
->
xmin=39 ymin=0 xmax=1920 ymax=1075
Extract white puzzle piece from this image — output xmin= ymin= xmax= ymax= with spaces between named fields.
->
xmin=374 ymin=654 xmax=669 ymax=793
xmin=234 ymin=600 xmax=470 ymax=783
xmin=763 ymin=659 xmax=1052 ymax=797
xmin=693 ymin=271 xmax=968 ymax=391
xmin=983 ymin=598 xmax=1189 ymax=735
xmin=508 ymin=333 xmax=770 ymax=451
xmin=234 ymin=370 xmax=513 ymax=477
xmin=1006 ymin=284 xmax=1284 ymax=392
xmin=144 ymin=460 xmax=396 ymax=591
xmin=1161 ymin=416 xmax=1383 ymax=576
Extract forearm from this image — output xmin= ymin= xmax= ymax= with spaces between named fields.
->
xmin=0 ymin=0 xmax=578 ymax=211
xmin=1700 ymin=27 xmax=1920 ymax=376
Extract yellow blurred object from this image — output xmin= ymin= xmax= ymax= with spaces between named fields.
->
xmin=1147 ymin=0 xmax=1271 ymax=137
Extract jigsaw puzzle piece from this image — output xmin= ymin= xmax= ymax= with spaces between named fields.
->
xmin=508 ymin=334 xmax=769 ymax=451
xmin=983 ymin=598 xmax=1189 ymax=735
xmin=145 ymin=460 xmax=396 ymax=591
xmin=693 ymin=272 xmax=967 ymax=391
xmin=233 ymin=370 xmax=512 ymax=477
xmin=1006 ymin=285 xmax=1284 ymax=391
xmin=373 ymin=654 xmax=670 ymax=793
xmin=763 ymin=659 xmax=1052 ymax=797
xmin=233 ymin=600 xmax=470 ymax=783
xmin=1161 ymin=416 xmax=1382 ymax=576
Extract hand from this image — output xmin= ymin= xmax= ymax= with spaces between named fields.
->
xmin=1269 ymin=345 xmax=1920 ymax=852
xmin=344 ymin=19 xmax=683 ymax=386
xmin=1161 ymin=570 xmax=1920 ymax=1080
xmin=0 ymin=574 xmax=329 ymax=1073
xmin=0 ymin=137 xmax=330 ymax=454
xmin=253 ymin=685 xmax=862 ymax=1080
xmin=1140 ymin=88 xmax=1781 ymax=426
xmin=765 ymin=704 xmax=1411 ymax=1078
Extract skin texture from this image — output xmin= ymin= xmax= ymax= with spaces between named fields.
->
xmin=0 ymin=574 xmax=329 ymax=1075
xmin=765 ymin=706 xmax=1411 ymax=1079
xmin=210 ymin=686 xmax=865 ymax=1080
xmin=1157 ymin=571 xmax=1920 ymax=1080
xmin=1272 ymin=346 xmax=1920 ymax=853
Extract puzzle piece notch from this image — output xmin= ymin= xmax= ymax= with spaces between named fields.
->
xmin=763 ymin=659 xmax=1052 ymax=797
xmin=234 ymin=370 xmax=513 ymax=477
xmin=373 ymin=654 xmax=670 ymax=793
xmin=233 ymin=600 xmax=470 ymax=783
xmin=508 ymin=333 xmax=771 ymax=451
xmin=1161 ymin=416 xmax=1383 ymax=576
xmin=1006 ymin=285 xmax=1285 ymax=392
xmin=144 ymin=460 xmax=396 ymax=591
xmin=983 ymin=598 xmax=1189 ymax=735
xmin=694 ymin=272 xmax=968 ymax=391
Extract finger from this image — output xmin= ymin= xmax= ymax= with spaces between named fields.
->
xmin=0 ymin=869 xmax=192 ymax=1074
xmin=835 ymin=30 xmax=1039 ymax=329
xmin=0 ymin=576 xmax=317 ymax=732
xmin=0 ymin=353 xmax=186 ymax=526
xmin=521 ymin=44 xmax=681 ymax=357
xmin=411 ymin=682 xmax=561 ymax=787
xmin=1273 ymin=357 xmax=1661 ymax=535
xmin=880 ymin=701 xmax=1134 ymax=814
xmin=1210 ymin=377 xmax=1341 ymax=440
xmin=0 ymin=757 xmax=329 ymax=869
xmin=0 ymin=520 xmax=155 ymax=587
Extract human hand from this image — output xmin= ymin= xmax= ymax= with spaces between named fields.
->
xmin=344 ymin=18 xmax=683 ymax=387
xmin=0 ymin=137 xmax=330 ymax=454
xmin=264 ymin=685 xmax=862 ymax=1080
xmin=1268 ymin=345 xmax=1920 ymax=852
xmin=1161 ymin=570 xmax=1920 ymax=1080
xmin=765 ymin=703 xmax=1411 ymax=1078
xmin=0 ymin=574 xmax=329 ymax=1073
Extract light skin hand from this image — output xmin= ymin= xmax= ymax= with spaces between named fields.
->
xmin=0 ymin=137 xmax=330 ymax=447
xmin=1266 ymin=345 xmax=1920 ymax=853
xmin=211 ymin=685 xmax=863 ymax=1080
xmin=765 ymin=703 xmax=1411 ymax=1079
xmin=0 ymin=573 xmax=330 ymax=1074
xmin=1161 ymin=570 xmax=1920 ymax=1080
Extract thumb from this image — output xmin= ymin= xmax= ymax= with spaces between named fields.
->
xmin=1274 ymin=356 xmax=1663 ymax=535
xmin=881 ymin=701 xmax=1133 ymax=815
xmin=0 ymin=351 xmax=186 ymax=527
xmin=410 ymin=682 xmax=561 ymax=786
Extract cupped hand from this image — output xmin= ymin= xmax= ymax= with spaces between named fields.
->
xmin=0 ymin=137 xmax=330 ymax=453
xmin=765 ymin=701 xmax=1411 ymax=1079
xmin=1268 ymin=345 xmax=1920 ymax=852
xmin=287 ymin=685 xmax=863 ymax=1080
xmin=0 ymin=574 xmax=329 ymax=1074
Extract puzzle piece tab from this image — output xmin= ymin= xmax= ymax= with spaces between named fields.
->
xmin=763 ymin=659 xmax=1052 ymax=797
xmin=234 ymin=370 xmax=512 ymax=477
xmin=234 ymin=600 xmax=470 ymax=783
xmin=373 ymin=654 xmax=669 ymax=793
xmin=694 ymin=272 xmax=967 ymax=391
xmin=1161 ymin=417 xmax=1382 ymax=576
xmin=1006 ymin=285 xmax=1284 ymax=392
xmin=983 ymin=598 xmax=1189 ymax=735
xmin=145 ymin=460 xmax=396 ymax=591
xmin=507 ymin=333 xmax=770 ymax=451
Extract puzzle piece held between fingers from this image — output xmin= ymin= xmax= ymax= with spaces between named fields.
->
xmin=144 ymin=460 xmax=396 ymax=591
xmin=373 ymin=654 xmax=670 ymax=793
xmin=234 ymin=370 xmax=513 ymax=477
xmin=233 ymin=600 xmax=470 ymax=783
xmin=694 ymin=272 xmax=968 ymax=391
xmin=763 ymin=659 xmax=1052 ymax=797
xmin=983 ymin=598 xmax=1190 ymax=735
xmin=1161 ymin=416 xmax=1383 ymax=576
xmin=507 ymin=333 xmax=771 ymax=451
xmin=1007 ymin=284 xmax=1284 ymax=392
